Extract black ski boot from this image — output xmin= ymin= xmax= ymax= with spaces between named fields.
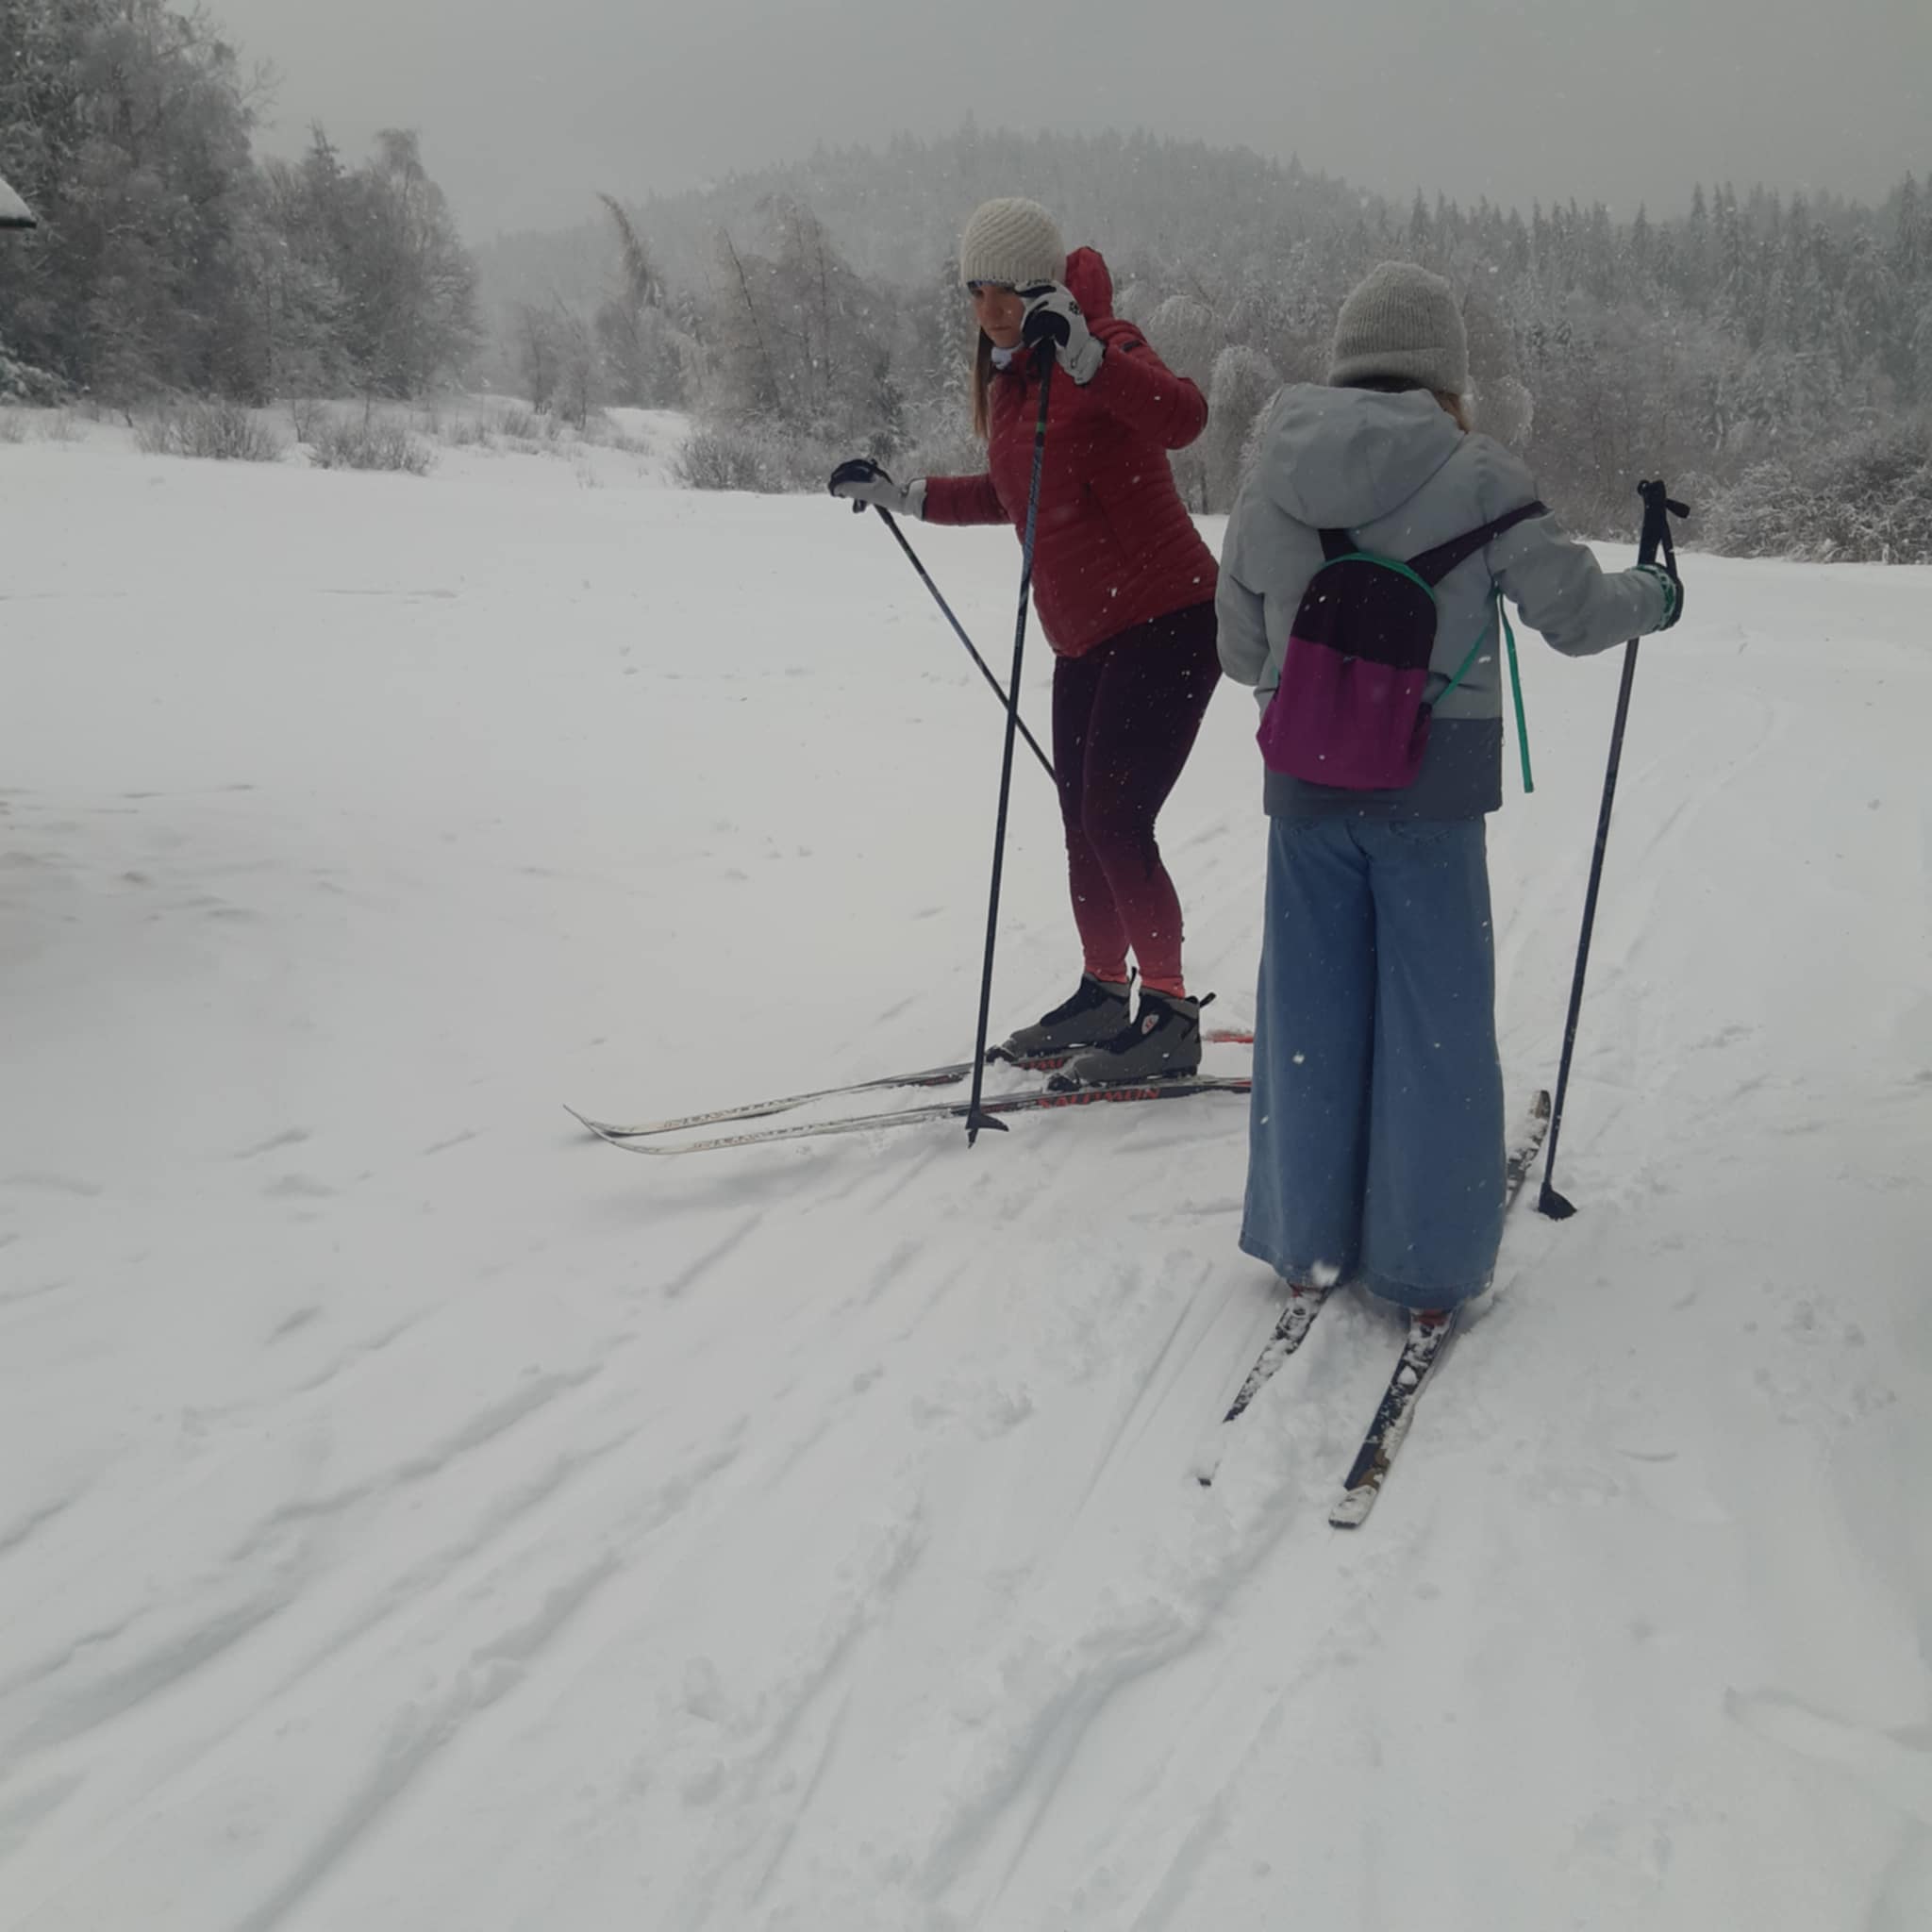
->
xmin=993 ymin=974 xmax=1131 ymax=1063
xmin=1051 ymin=989 xmax=1203 ymax=1088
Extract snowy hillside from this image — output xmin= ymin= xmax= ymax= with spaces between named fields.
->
xmin=2 ymin=417 xmax=1928 ymax=1931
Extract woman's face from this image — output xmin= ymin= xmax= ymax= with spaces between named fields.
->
xmin=971 ymin=282 xmax=1025 ymax=350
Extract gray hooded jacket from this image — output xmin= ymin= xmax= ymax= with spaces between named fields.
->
xmin=1218 ymin=386 xmax=1673 ymax=820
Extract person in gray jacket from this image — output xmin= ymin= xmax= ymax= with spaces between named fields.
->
xmin=1217 ymin=261 xmax=1682 ymax=1317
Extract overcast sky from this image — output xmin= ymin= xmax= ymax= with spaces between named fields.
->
xmin=218 ymin=0 xmax=1931 ymax=237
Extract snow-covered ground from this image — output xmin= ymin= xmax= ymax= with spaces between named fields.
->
xmin=3 ymin=416 xmax=1928 ymax=1931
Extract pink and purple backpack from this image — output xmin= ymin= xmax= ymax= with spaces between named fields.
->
xmin=1257 ymin=504 xmax=1545 ymax=791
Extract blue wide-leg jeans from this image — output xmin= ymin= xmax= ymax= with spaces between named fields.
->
xmin=1241 ymin=816 xmax=1506 ymax=1309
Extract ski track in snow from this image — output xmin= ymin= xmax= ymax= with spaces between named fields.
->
xmin=1 ymin=419 xmax=1928 ymax=1929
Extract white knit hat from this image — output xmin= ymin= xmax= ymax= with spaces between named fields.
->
xmin=1328 ymin=261 xmax=1470 ymax=395
xmin=958 ymin=197 xmax=1065 ymax=289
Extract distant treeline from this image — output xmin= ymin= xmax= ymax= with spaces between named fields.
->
xmin=0 ymin=0 xmax=475 ymax=405
xmin=3 ymin=6 xmax=1925 ymax=560
xmin=486 ymin=129 xmax=1932 ymax=558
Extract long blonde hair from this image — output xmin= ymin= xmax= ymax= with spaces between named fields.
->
xmin=971 ymin=331 xmax=996 ymax=441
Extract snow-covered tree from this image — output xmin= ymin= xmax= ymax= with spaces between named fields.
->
xmin=1205 ymin=346 xmax=1279 ymax=510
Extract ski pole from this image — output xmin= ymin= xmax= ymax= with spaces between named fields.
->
xmin=965 ymin=348 xmax=1055 ymax=1146
xmin=870 ymin=506 xmax=1056 ymax=783
xmin=1539 ymin=479 xmax=1688 ymax=1219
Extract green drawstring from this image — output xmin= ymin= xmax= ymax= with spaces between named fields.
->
xmin=1501 ymin=598 xmax=1534 ymax=793
xmin=1434 ymin=630 xmax=1486 ymax=705
xmin=1437 ymin=596 xmax=1534 ymax=793
xmin=1326 ymin=551 xmax=1438 ymax=600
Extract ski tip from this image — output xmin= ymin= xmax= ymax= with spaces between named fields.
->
xmin=567 ymin=1108 xmax=681 ymax=1156
xmin=1532 ymin=1088 xmax=1553 ymax=1121
xmin=565 ymin=1104 xmax=656 ymax=1141
xmin=1328 ymin=1488 xmax=1375 ymax=1529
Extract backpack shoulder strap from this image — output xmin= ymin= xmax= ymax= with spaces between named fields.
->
xmin=1318 ymin=527 xmax=1354 ymax=563
xmin=1406 ymin=500 xmax=1547 ymax=587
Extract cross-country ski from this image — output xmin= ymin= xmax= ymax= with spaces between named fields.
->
xmin=1325 ymin=1090 xmax=1553 ymax=1524
xmin=572 ymin=1072 xmax=1252 ymax=1157
xmin=1195 ymin=1091 xmax=1550 ymax=1491
xmin=570 ymin=1028 xmax=1253 ymax=1141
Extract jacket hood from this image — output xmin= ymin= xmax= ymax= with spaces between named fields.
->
xmin=1254 ymin=384 xmax=1467 ymax=531
xmin=1064 ymin=246 xmax=1115 ymax=323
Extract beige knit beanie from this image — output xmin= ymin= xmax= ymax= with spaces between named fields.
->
xmin=1328 ymin=261 xmax=1470 ymax=395
xmin=958 ymin=198 xmax=1066 ymax=289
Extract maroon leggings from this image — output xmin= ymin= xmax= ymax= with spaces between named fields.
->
xmin=1052 ymin=601 xmax=1219 ymax=997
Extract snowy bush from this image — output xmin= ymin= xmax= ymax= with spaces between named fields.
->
xmin=0 ymin=408 xmax=78 ymax=444
xmin=573 ymin=412 xmax=656 ymax=458
xmin=676 ymin=425 xmax=778 ymax=493
xmin=1703 ymin=429 xmax=1932 ymax=564
xmin=0 ymin=345 xmax=68 ymax=408
xmin=432 ymin=409 xmax=496 ymax=449
xmin=288 ymin=397 xmax=327 ymax=443
xmin=1206 ymin=346 xmax=1280 ymax=510
xmin=675 ymin=423 xmax=844 ymax=494
xmin=1474 ymin=375 xmax=1535 ymax=450
xmin=305 ymin=414 xmax=436 ymax=475
xmin=136 ymin=402 xmax=286 ymax=462
xmin=404 ymin=401 xmax=657 ymax=462
xmin=491 ymin=407 xmax=568 ymax=448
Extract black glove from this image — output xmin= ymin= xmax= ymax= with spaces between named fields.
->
xmin=828 ymin=458 xmax=924 ymax=518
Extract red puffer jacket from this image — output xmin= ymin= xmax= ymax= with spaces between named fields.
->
xmin=923 ymin=248 xmax=1218 ymax=657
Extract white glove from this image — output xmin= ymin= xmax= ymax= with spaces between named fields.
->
xmin=828 ymin=458 xmax=925 ymax=519
xmin=1018 ymin=283 xmax=1105 ymax=385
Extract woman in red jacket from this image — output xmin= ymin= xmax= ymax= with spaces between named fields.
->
xmin=831 ymin=197 xmax=1220 ymax=1085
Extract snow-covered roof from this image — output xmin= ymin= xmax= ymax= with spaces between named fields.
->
xmin=0 ymin=175 xmax=35 ymax=229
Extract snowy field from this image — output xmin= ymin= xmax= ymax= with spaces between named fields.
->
xmin=2 ymin=415 xmax=1928 ymax=1931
